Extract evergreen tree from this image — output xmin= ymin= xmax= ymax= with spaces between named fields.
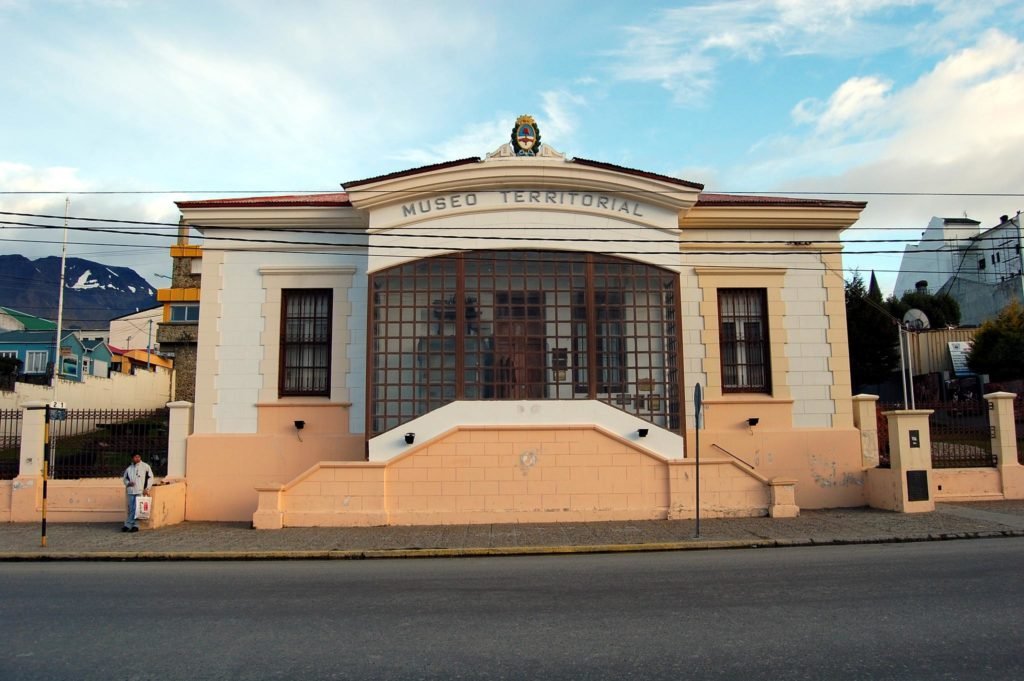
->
xmin=845 ymin=271 xmax=900 ymax=389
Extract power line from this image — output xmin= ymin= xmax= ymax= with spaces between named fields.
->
xmin=1 ymin=188 xmax=1023 ymax=197
xmin=3 ymin=214 xmax=1021 ymax=253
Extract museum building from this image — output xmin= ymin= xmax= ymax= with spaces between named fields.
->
xmin=174 ymin=117 xmax=868 ymax=528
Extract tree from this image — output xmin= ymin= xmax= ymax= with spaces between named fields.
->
xmin=967 ymin=301 xmax=1024 ymax=380
xmin=885 ymin=287 xmax=961 ymax=328
xmin=845 ymin=271 xmax=900 ymax=389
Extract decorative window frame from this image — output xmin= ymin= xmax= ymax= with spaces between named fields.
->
xmin=718 ymin=288 xmax=770 ymax=393
xmin=258 ymin=266 xmax=356 ymax=403
xmin=695 ymin=268 xmax=789 ymax=401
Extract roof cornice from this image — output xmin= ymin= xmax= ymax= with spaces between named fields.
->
xmin=680 ymin=204 xmax=866 ymax=231
xmin=178 ymin=205 xmax=368 ymax=231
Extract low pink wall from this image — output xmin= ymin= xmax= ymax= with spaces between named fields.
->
xmin=383 ymin=427 xmax=670 ymax=525
xmin=186 ymin=402 xmax=364 ymax=522
xmin=274 ymin=463 xmax=387 ymax=527
xmin=7 ymin=478 xmax=125 ymax=523
xmin=934 ymin=468 xmax=1004 ymax=501
xmin=0 ymin=481 xmax=11 ymax=522
xmin=864 ymin=468 xmax=900 ymax=510
xmin=255 ymin=426 xmax=784 ymax=528
xmin=145 ymin=480 xmax=187 ymax=529
xmin=186 ymin=432 xmax=364 ymax=521
xmin=691 ymin=427 xmax=865 ymax=509
xmin=668 ymin=459 xmax=771 ymax=518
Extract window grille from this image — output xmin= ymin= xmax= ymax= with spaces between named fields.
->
xmin=719 ymin=289 xmax=770 ymax=393
xmin=279 ymin=289 xmax=331 ymax=397
xmin=368 ymin=250 xmax=681 ymax=436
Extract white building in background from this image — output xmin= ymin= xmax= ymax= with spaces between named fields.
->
xmin=893 ymin=213 xmax=1023 ymax=326
xmin=108 ymin=306 xmax=163 ymax=351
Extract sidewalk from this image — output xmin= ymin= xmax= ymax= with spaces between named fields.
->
xmin=3 ymin=501 xmax=1024 ymax=560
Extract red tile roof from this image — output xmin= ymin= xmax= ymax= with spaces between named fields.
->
xmin=344 ymin=158 xmax=482 ymax=188
xmin=176 ymin=193 xmax=351 ymax=209
xmin=696 ymin=193 xmax=867 ymax=209
xmin=569 ymin=158 xmax=704 ymax=190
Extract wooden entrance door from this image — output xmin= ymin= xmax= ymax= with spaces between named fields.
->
xmin=493 ymin=292 xmax=546 ymax=399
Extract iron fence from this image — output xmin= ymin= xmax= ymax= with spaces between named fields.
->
xmin=0 ymin=409 xmax=21 ymax=480
xmin=50 ymin=408 xmax=169 ymax=480
xmin=876 ymin=404 xmax=891 ymax=468
xmin=877 ymin=400 xmax=996 ymax=469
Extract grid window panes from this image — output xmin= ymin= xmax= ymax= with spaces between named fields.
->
xmin=169 ymin=304 xmax=199 ymax=322
xmin=369 ymin=250 xmax=681 ymax=436
xmin=25 ymin=351 xmax=47 ymax=374
xmin=719 ymin=288 xmax=770 ymax=393
xmin=279 ymin=289 xmax=332 ymax=397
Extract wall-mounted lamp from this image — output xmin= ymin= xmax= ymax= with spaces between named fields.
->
xmin=293 ymin=420 xmax=305 ymax=442
xmin=404 ymin=432 xmax=416 ymax=445
xmin=637 ymin=428 xmax=649 ymax=438
xmin=746 ymin=417 xmax=759 ymax=427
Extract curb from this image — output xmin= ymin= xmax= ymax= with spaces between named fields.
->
xmin=1 ymin=529 xmax=1021 ymax=561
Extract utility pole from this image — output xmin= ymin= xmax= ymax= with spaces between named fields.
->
xmin=147 ymin=319 xmax=152 ymax=370
xmin=53 ymin=197 xmax=70 ymax=393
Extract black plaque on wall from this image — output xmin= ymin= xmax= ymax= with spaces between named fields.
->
xmin=907 ymin=470 xmax=929 ymax=502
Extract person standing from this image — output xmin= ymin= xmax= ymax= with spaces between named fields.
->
xmin=122 ymin=453 xmax=154 ymax=532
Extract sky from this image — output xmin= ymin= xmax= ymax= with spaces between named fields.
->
xmin=1 ymin=0 xmax=1023 ymax=295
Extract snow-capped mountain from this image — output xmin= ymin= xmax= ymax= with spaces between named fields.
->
xmin=0 ymin=255 xmax=158 ymax=328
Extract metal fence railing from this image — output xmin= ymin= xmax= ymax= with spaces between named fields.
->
xmin=877 ymin=400 xmax=996 ymax=469
xmin=0 ymin=409 xmax=21 ymax=480
xmin=50 ymin=408 xmax=169 ymax=480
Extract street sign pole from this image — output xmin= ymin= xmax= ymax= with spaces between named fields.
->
xmin=41 ymin=402 xmax=66 ymax=548
xmin=41 ymin=405 xmax=50 ymax=548
xmin=693 ymin=383 xmax=703 ymax=538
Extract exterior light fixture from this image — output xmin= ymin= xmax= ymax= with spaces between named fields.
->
xmin=637 ymin=428 xmax=649 ymax=438
xmin=404 ymin=432 xmax=416 ymax=445
xmin=294 ymin=420 xmax=305 ymax=430
xmin=747 ymin=417 xmax=759 ymax=427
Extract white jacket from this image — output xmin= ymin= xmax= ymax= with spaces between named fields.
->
xmin=123 ymin=461 xmax=154 ymax=496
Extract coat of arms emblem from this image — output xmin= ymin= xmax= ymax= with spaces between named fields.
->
xmin=511 ymin=115 xmax=541 ymax=156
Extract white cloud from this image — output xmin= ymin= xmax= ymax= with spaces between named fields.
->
xmin=540 ymin=91 xmax=587 ymax=146
xmin=730 ymin=29 xmax=1024 ymax=294
xmin=606 ymin=0 xmax=1007 ymax=104
xmin=792 ymin=76 xmax=893 ymax=132
xmin=390 ymin=116 xmax=512 ymax=167
xmin=743 ymin=29 xmax=1024 ymax=184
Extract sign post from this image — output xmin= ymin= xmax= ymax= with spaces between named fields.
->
xmin=41 ymin=405 xmax=50 ymax=547
xmin=41 ymin=402 xmax=66 ymax=548
xmin=693 ymin=383 xmax=703 ymax=538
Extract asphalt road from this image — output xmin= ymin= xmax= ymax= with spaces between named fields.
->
xmin=2 ymin=538 xmax=1022 ymax=680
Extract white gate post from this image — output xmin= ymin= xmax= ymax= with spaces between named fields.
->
xmin=166 ymin=401 xmax=194 ymax=479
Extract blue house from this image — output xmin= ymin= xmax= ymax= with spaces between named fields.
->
xmin=0 ymin=330 xmax=87 ymax=382
xmin=81 ymin=338 xmax=113 ymax=377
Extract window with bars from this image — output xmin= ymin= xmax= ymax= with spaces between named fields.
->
xmin=369 ymin=250 xmax=681 ymax=436
xmin=573 ymin=290 xmax=626 ymax=393
xmin=279 ymin=289 xmax=332 ymax=397
xmin=719 ymin=288 xmax=770 ymax=393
